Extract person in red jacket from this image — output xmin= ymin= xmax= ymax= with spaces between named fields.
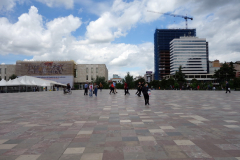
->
xmin=109 ymin=83 xmax=115 ymax=94
xmin=124 ymin=82 xmax=130 ymax=95
xmin=197 ymin=85 xmax=200 ymax=90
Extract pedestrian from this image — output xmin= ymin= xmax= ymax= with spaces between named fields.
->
xmin=142 ymin=83 xmax=150 ymax=105
xmin=109 ymin=83 xmax=115 ymax=94
xmin=89 ymin=83 xmax=93 ymax=97
xmin=136 ymin=82 xmax=141 ymax=96
xmin=84 ymin=82 xmax=88 ymax=95
xmin=99 ymin=82 xmax=103 ymax=92
xmin=124 ymin=82 xmax=130 ymax=95
xmin=94 ymin=83 xmax=99 ymax=97
xmin=137 ymin=82 xmax=144 ymax=97
xmin=226 ymin=81 xmax=231 ymax=93
xmin=113 ymin=82 xmax=117 ymax=93
xmin=197 ymin=85 xmax=200 ymax=90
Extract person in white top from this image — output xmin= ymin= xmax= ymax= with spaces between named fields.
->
xmin=89 ymin=83 xmax=93 ymax=97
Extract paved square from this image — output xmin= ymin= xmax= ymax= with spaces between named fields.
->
xmin=0 ymin=90 xmax=240 ymax=160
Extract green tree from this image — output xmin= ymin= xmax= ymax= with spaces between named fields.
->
xmin=134 ymin=78 xmax=145 ymax=88
xmin=94 ymin=76 xmax=108 ymax=88
xmin=167 ymin=77 xmax=175 ymax=88
xmin=174 ymin=66 xmax=186 ymax=88
xmin=160 ymin=79 xmax=168 ymax=89
xmin=149 ymin=80 xmax=160 ymax=89
xmin=123 ymin=72 xmax=134 ymax=89
xmin=191 ymin=78 xmax=199 ymax=89
xmin=233 ymin=78 xmax=240 ymax=89
xmin=213 ymin=62 xmax=236 ymax=81
xmin=9 ymin=74 xmax=17 ymax=80
xmin=116 ymin=83 xmax=124 ymax=89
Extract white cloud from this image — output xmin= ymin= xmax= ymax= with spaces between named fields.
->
xmin=1 ymin=0 xmax=240 ymax=79
xmin=0 ymin=0 xmax=26 ymax=12
xmin=35 ymin=0 xmax=74 ymax=9
xmin=0 ymin=0 xmax=16 ymax=11
xmin=84 ymin=0 xmax=181 ymax=43
xmin=0 ymin=5 xmax=153 ymax=78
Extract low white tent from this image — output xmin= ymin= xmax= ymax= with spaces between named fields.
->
xmin=0 ymin=79 xmax=7 ymax=86
xmin=0 ymin=76 xmax=66 ymax=88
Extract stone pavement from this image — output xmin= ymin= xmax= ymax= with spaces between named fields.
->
xmin=0 ymin=90 xmax=240 ymax=160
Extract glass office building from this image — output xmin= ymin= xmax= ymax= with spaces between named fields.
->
xmin=170 ymin=36 xmax=208 ymax=75
xmin=154 ymin=29 xmax=196 ymax=80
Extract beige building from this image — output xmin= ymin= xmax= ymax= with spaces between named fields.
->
xmin=0 ymin=64 xmax=16 ymax=80
xmin=0 ymin=61 xmax=108 ymax=88
xmin=74 ymin=64 xmax=108 ymax=88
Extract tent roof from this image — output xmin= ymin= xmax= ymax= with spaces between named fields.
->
xmin=0 ymin=76 xmax=67 ymax=87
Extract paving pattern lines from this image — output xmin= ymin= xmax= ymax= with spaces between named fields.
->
xmin=0 ymin=90 xmax=240 ymax=160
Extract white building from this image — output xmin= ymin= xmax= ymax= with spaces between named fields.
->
xmin=110 ymin=74 xmax=123 ymax=83
xmin=170 ymin=36 xmax=208 ymax=75
xmin=144 ymin=71 xmax=154 ymax=83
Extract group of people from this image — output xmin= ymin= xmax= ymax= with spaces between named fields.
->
xmin=84 ymin=82 xmax=103 ymax=97
xmin=68 ymin=81 xmax=150 ymax=106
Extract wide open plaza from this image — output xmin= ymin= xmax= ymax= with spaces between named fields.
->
xmin=0 ymin=90 xmax=240 ymax=160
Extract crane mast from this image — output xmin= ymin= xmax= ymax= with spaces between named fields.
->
xmin=147 ymin=10 xmax=193 ymax=29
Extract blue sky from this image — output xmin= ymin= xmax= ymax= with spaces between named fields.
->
xmin=0 ymin=0 xmax=240 ymax=77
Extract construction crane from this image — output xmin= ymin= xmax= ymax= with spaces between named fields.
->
xmin=147 ymin=10 xmax=193 ymax=29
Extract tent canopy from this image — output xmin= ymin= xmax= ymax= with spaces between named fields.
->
xmin=0 ymin=76 xmax=67 ymax=87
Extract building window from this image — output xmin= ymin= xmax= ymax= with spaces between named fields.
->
xmin=5 ymin=68 xmax=6 ymax=74
xmin=5 ymin=76 xmax=6 ymax=80
xmin=86 ymin=75 xmax=88 ymax=80
xmin=86 ymin=68 xmax=88 ymax=73
xmin=74 ymin=69 xmax=77 ymax=78
xmin=91 ymin=75 xmax=93 ymax=80
xmin=0 ymin=68 xmax=1 ymax=74
xmin=91 ymin=68 xmax=93 ymax=73
xmin=96 ymin=68 xmax=98 ymax=73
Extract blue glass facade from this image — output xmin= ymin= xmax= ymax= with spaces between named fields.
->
xmin=154 ymin=29 xmax=196 ymax=80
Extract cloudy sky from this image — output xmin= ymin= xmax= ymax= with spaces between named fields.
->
xmin=0 ymin=0 xmax=240 ymax=78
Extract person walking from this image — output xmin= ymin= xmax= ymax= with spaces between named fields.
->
xmin=226 ymin=81 xmax=231 ymax=93
xmin=94 ymin=83 xmax=99 ymax=97
xmin=113 ymin=82 xmax=117 ymax=93
xmin=136 ymin=82 xmax=141 ymax=96
xmin=124 ymin=82 xmax=130 ymax=95
xmin=142 ymin=83 xmax=149 ymax=105
xmin=109 ymin=83 xmax=115 ymax=94
xmin=99 ymin=82 xmax=103 ymax=92
xmin=84 ymin=83 xmax=88 ymax=95
xmin=89 ymin=83 xmax=93 ymax=97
